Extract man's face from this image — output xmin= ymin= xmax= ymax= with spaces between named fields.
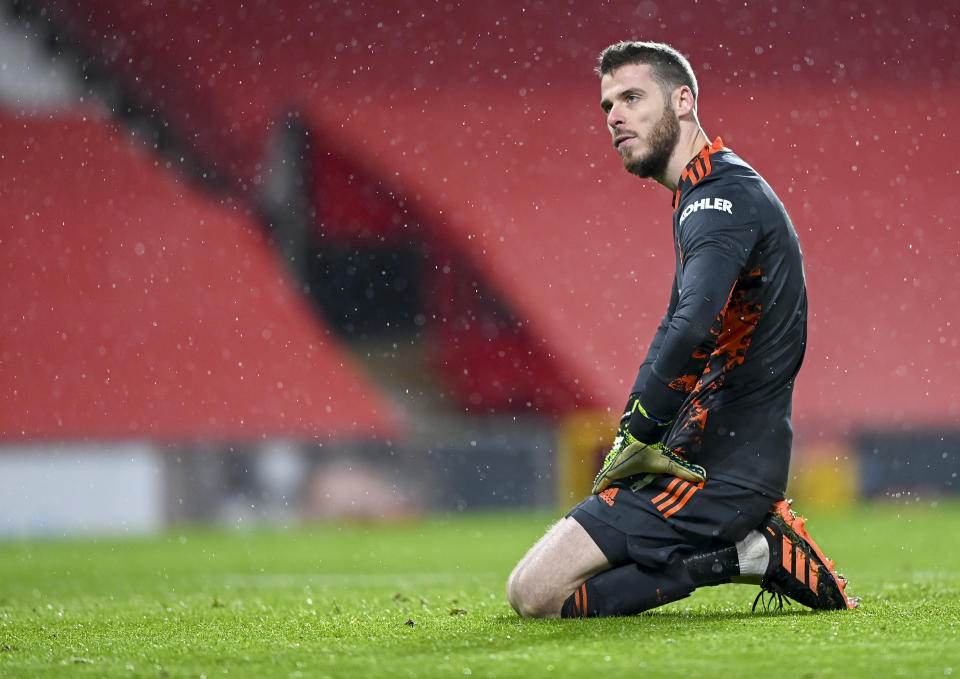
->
xmin=600 ymin=63 xmax=680 ymax=179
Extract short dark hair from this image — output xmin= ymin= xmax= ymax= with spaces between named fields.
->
xmin=597 ymin=41 xmax=698 ymax=103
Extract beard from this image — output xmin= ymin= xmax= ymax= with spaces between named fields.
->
xmin=623 ymin=104 xmax=680 ymax=179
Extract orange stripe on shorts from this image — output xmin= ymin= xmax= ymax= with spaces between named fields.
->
xmin=656 ymin=481 xmax=690 ymax=512
xmin=651 ymin=477 xmax=684 ymax=505
xmin=663 ymin=483 xmax=700 ymax=518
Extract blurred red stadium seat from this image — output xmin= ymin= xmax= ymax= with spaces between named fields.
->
xmin=0 ymin=108 xmax=403 ymax=441
xmin=21 ymin=0 xmax=960 ymax=433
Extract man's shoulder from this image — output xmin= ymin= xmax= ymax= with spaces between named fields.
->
xmin=678 ymin=150 xmax=773 ymax=212
xmin=687 ymin=148 xmax=760 ymax=189
xmin=674 ymin=151 xmax=789 ymax=236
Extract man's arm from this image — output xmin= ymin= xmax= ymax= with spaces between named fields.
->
xmin=629 ymin=202 xmax=759 ymax=441
xmin=591 ymin=269 xmax=713 ymax=494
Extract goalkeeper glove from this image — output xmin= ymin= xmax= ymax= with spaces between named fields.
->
xmin=592 ymin=395 xmax=706 ymax=495
xmin=592 ymin=433 xmax=707 ymax=494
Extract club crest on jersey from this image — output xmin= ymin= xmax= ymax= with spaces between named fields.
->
xmin=679 ymin=197 xmax=733 ymax=225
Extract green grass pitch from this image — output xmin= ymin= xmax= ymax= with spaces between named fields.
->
xmin=2 ymin=501 xmax=959 ymax=678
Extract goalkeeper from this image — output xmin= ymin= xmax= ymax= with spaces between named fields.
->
xmin=506 ymin=41 xmax=856 ymax=617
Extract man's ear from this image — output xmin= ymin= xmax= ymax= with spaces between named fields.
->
xmin=674 ymin=85 xmax=696 ymax=116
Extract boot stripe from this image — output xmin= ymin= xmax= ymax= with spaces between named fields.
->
xmin=782 ymin=535 xmax=793 ymax=574
xmin=796 ymin=547 xmax=809 ymax=588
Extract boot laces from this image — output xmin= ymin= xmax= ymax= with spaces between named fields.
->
xmin=752 ymin=587 xmax=792 ymax=613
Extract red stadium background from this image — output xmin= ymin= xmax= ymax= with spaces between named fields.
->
xmin=1 ymin=0 xmax=957 ymax=522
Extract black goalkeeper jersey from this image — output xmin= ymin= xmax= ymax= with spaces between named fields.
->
xmin=631 ymin=138 xmax=807 ymax=499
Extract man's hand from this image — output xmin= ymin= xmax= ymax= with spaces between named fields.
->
xmin=626 ymin=398 xmax=672 ymax=444
xmin=592 ymin=430 xmax=706 ymax=495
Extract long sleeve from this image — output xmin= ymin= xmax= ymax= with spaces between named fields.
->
xmin=634 ymin=191 xmax=758 ymax=421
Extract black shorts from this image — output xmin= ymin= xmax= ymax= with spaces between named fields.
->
xmin=567 ymin=474 xmax=777 ymax=571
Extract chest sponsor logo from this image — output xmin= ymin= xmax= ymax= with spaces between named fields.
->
xmin=679 ymin=197 xmax=733 ymax=225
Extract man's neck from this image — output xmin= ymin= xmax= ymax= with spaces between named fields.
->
xmin=656 ymin=127 xmax=710 ymax=192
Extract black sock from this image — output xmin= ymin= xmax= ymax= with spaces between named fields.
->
xmin=682 ymin=544 xmax=740 ymax=587
xmin=560 ymin=559 xmax=695 ymax=618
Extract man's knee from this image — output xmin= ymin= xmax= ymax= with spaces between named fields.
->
xmin=505 ymin=516 xmax=611 ymax=618
xmin=506 ymin=561 xmax=561 ymax=618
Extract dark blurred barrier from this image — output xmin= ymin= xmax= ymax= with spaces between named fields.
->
xmin=855 ymin=431 xmax=960 ymax=499
xmin=427 ymin=418 xmax=555 ymax=510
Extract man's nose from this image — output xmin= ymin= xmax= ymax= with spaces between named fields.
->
xmin=606 ymin=104 xmax=624 ymax=128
